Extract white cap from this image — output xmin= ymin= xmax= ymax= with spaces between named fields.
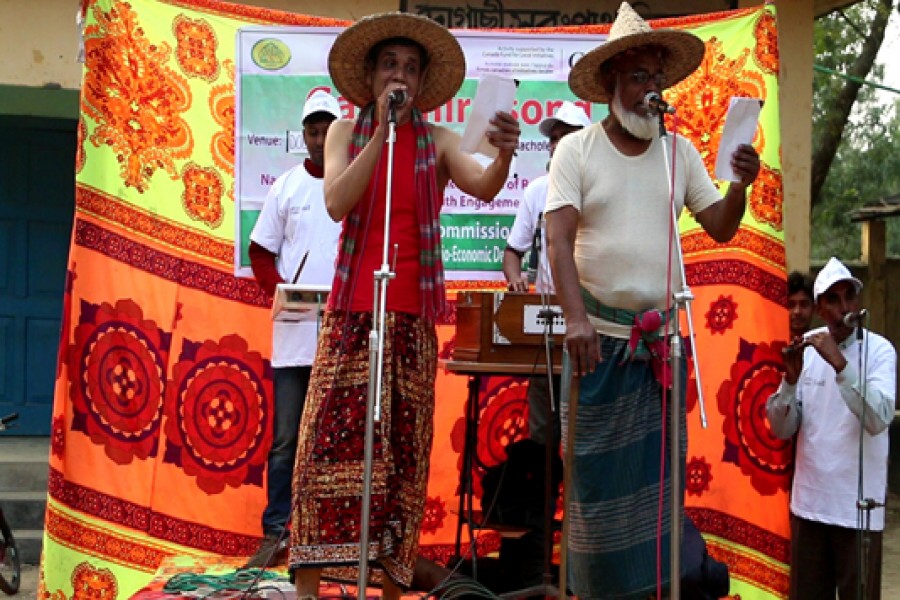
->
xmin=538 ymin=101 xmax=592 ymax=137
xmin=813 ymin=257 xmax=863 ymax=301
xmin=301 ymin=90 xmax=341 ymax=125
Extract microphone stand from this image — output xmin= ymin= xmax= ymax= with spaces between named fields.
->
xmin=357 ymin=101 xmax=400 ymax=599
xmin=654 ymin=110 xmax=710 ymax=600
xmin=499 ymin=283 xmax=566 ymax=599
xmin=533 ymin=230 xmax=565 ymax=600
xmin=854 ymin=321 xmax=879 ymax=600
xmin=558 ymin=347 xmax=575 ymax=600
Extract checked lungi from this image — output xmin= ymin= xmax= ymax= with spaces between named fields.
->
xmin=563 ymin=335 xmax=687 ymax=599
xmin=289 ymin=310 xmax=437 ymax=588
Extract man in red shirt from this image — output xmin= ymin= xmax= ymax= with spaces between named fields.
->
xmin=288 ymin=12 xmax=521 ymax=600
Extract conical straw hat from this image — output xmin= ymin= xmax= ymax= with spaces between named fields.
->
xmin=328 ymin=12 xmax=466 ymax=112
xmin=568 ymin=2 xmax=705 ymax=104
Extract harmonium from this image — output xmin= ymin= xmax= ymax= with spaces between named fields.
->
xmin=271 ymin=283 xmax=330 ymax=321
xmin=453 ymin=291 xmax=566 ymax=367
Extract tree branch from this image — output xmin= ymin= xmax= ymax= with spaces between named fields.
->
xmin=811 ymin=0 xmax=894 ymax=207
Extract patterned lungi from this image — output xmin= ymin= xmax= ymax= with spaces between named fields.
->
xmin=563 ymin=335 xmax=686 ymax=599
xmin=289 ymin=310 xmax=437 ymax=588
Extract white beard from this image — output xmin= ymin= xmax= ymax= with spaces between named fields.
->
xmin=611 ymin=90 xmax=658 ymax=141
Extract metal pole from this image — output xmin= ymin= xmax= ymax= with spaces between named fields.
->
xmin=669 ymin=331 xmax=683 ymax=600
xmin=357 ymin=109 xmax=399 ymax=598
xmin=559 ymin=347 xmax=575 ymax=600
xmin=854 ymin=323 xmax=878 ymax=600
xmin=655 ymin=111 xmax=710 ymax=600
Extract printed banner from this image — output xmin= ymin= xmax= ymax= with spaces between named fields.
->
xmin=233 ymin=28 xmax=607 ymax=280
xmin=44 ymin=1 xmax=789 ymax=598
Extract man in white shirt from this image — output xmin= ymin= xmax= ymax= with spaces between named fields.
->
xmin=504 ymin=100 xmax=591 ymax=449
xmin=245 ymin=90 xmax=343 ymax=568
xmin=767 ymin=257 xmax=896 ymax=599
xmin=503 ymin=101 xmax=591 ymax=296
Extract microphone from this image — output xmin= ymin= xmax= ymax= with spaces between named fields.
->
xmin=388 ymin=89 xmax=407 ymax=107
xmin=842 ymin=309 xmax=868 ymax=327
xmin=644 ymin=91 xmax=675 ymax=115
xmin=526 ymin=214 xmax=543 ymax=285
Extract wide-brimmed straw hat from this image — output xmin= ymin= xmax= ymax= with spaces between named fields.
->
xmin=328 ymin=12 xmax=466 ymax=113
xmin=568 ymin=2 xmax=706 ymax=104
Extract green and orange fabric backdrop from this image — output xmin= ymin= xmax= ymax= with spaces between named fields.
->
xmin=42 ymin=1 xmax=790 ymax=598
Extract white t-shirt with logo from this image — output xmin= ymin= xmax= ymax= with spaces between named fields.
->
xmin=250 ymin=164 xmax=341 ymax=367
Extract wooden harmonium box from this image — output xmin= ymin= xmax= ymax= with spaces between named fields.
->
xmin=453 ymin=291 xmax=565 ymax=367
xmin=271 ymin=283 xmax=330 ymax=322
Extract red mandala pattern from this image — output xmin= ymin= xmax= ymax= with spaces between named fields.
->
xmin=705 ymin=294 xmax=738 ymax=335
xmin=210 ymin=60 xmax=235 ymax=174
xmin=81 ymin=2 xmax=193 ymax=192
xmin=51 ymin=415 xmax=66 ymax=460
xmin=181 ymin=162 xmax=225 ymax=227
xmin=67 ymin=299 xmax=169 ymax=464
xmin=748 ymin=160 xmax=783 ymax=231
xmin=70 ymin=562 xmax=118 ymax=600
xmin=686 ymin=456 xmax=713 ymax=497
xmin=164 ymin=334 xmax=271 ymax=494
xmin=753 ymin=11 xmax=779 ymax=76
xmin=716 ymin=339 xmax=793 ymax=495
xmin=477 ymin=378 xmax=529 ymax=471
xmin=173 ymin=14 xmax=220 ymax=81
xmin=449 ymin=376 xmax=528 ymax=499
xmin=421 ymin=495 xmax=448 ymax=535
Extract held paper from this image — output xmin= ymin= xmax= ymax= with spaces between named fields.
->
xmin=459 ymin=75 xmax=517 ymax=158
xmin=715 ymin=97 xmax=762 ymax=182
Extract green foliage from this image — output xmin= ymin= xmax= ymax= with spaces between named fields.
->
xmin=812 ymin=95 xmax=900 ymax=259
xmin=811 ymin=1 xmax=900 ymax=260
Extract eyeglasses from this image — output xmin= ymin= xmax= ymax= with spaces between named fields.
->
xmin=624 ymin=70 xmax=667 ymax=88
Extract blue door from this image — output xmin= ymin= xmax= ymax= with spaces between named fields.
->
xmin=0 ymin=116 xmax=76 ymax=435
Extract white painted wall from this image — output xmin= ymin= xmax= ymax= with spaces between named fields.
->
xmin=0 ymin=0 xmax=83 ymax=89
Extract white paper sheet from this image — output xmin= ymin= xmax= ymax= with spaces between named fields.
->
xmin=715 ymin=97 xmax=763 ymax=182
xmin=459 ymin=75 xmax=517 ymax=157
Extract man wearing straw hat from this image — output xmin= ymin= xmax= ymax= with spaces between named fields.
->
xmin=288 ymin=12 xmax=520 ymax=599
xmin=545 ymin=2 xmax=759 ymax=597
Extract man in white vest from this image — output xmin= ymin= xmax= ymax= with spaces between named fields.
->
xmin=545 ymin=2 xmax=760 ymax=596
